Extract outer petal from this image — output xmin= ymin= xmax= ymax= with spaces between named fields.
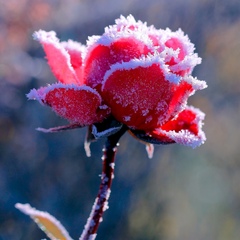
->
xmin=27 ymin=83 xmax=110 ymax=125
xmin=149 ymin=106 xmax=206 ymax=148
xmin=102 ymin=54 xmax=205 ymax=131
xmin=33 ymin=30 xmax=80 ymax=84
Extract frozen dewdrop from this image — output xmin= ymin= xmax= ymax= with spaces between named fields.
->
xmin=112 ymin=174 xmax=115 ymax=179
xmin=109 ymin=163 xmax=115 ymax=169
xmin=103 ymin=202 xmax=109 ymax=211
xmin=99 ymin=217 xmax=103 ymax=223
xmin=116 ymin=143 xmax=120 ymax=147
xmin=101 ymin=156 xmax=105 ymax=161
xmin=112 ymin=147 xmax=118 ymax=152
xmin=102 ymin=148 xmax=106 ymax=152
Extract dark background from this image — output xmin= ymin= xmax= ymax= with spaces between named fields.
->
xmin=0 ymin=0 xmax=240 ymax=239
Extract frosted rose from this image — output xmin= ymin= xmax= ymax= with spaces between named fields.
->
xmin=28 ymin=15 xmax=207 ymax=149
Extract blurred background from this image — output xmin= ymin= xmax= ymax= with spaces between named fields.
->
xmin=0 ymin=0 xmax=240 ymax=239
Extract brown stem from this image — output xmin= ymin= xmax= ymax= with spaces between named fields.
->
xmin=80 ymin=125 xmax=128 ymax=240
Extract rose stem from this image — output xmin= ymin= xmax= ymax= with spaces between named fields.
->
xmin=80 ymin=125 xmax=128 ymax=240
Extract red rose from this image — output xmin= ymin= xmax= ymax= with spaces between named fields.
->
xmin=28 ymin=15 xmax=207 ymax=150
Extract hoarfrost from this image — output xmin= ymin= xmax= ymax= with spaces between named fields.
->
xmin=92 ymin=125 xmax=122 ymax=139
xmin=123 ymin=116 xmax=131 ymax=122
xmin=15 ymin=203 xmax=73 ymax=240
xmin=88 ymin=234 xmax=97 ymax=240
xmin=109 ymin=163 xmax=115 ymax=169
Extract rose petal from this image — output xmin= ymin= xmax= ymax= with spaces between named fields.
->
xmin=165 ymin=37 xmax=186 ymax=61
xmin=33 ymin=30 xmax=79 ymax=84
xmin=102 ymin=55 xmax=189 ymax=130
xmin=84 ymin=35 xmax=152 ymax=89
xmin=27 ymin=83 xmax=110 ymax=125
xmin=129 ymin=129 xmax=174 ymax=145
xmin=163 ymin=29 xmax=202 ymax=76
xmin=150 ymin=106 xmax=206 ymax=148
xmin=61 ymin=40 xmax=86 ymax=84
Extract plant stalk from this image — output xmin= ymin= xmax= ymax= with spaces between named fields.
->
xmin=80 ymin=126 xmax=127 ymax=240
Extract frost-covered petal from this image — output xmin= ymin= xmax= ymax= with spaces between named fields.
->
xmin=149 ymin=106 xmax=206 ymax=148
xmin=27 ymin=83 xmax=110 ymax=125
xmin=33 ymin=30 xmax=79 ymax=84
xmin=167 ymin=76 xmax=207 ymax=120
xmin=61 ymin=40 xmax=86 ymax=84
xmin=107 ymin=14 xmax=147 ymax=32
xmin=163 ymin=29 xmax=202 ymax=76
xmin=84 ymin=31 xmax=153 ymax=89
xmin=102 ymin=55 xmax=187 ymax=130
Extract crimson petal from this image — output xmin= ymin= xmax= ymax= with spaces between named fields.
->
xmin=27 ymin=83 xmax=110 ymax=126
xmin=102 ymin=55 xmax=182 ymax=130
xmin=84 ymin=36 xmax=152 ymax=89
xmin=149 ymin=106 xmax=206 ymax=148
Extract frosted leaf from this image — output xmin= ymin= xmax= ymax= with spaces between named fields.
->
xmin=92 ymin=125 xmax=122 ymax=139
xmin=91 ymin=116 xmax=123 ymax=139
xmin=15 ymin=203 xmax=73 ymax=240
xmin=36 ymin=123 xmax=83 ymax=133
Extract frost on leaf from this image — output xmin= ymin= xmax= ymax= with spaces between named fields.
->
xmin=15 ymin=203 xmax=73 ymax=240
